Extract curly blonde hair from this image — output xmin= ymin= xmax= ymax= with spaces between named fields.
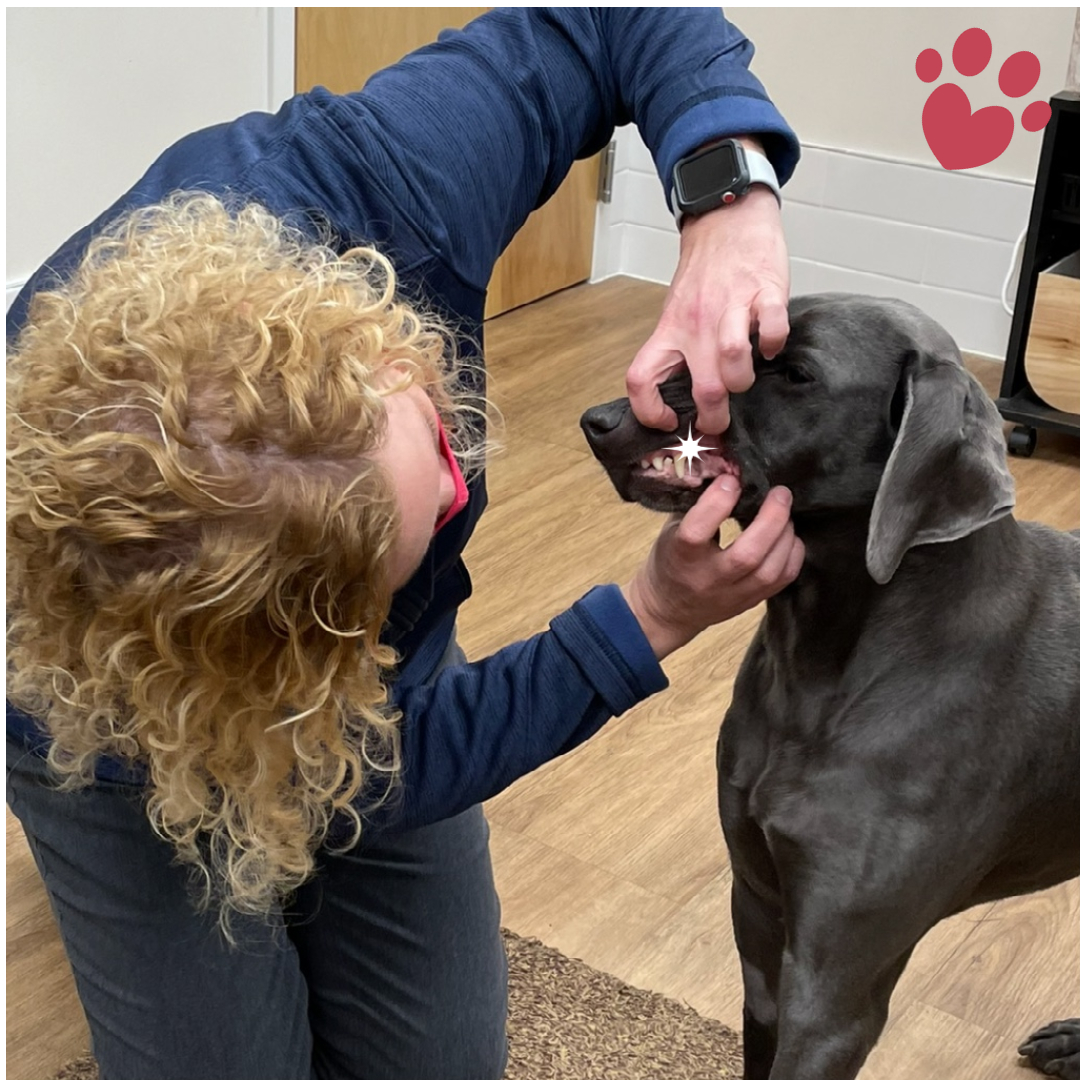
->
xmin=7 ymin=192 xmax=485 ymax=936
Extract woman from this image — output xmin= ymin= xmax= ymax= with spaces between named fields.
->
xmin=7 ymin=10 xmax=802 ymax=1080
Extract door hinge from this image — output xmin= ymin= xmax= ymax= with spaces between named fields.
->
xmin=597 ymin=141 xmax=616 ymax=203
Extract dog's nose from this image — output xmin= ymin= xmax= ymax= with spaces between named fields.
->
xmin=580 ymin=402 xmax=627 ymax=441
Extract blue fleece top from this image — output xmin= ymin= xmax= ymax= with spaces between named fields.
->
xmin=6 ymin=8 xmax=798 ymax=832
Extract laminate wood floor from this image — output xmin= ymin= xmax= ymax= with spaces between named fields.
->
xmin=7 ymin=277 xmax=1079 ymax=1080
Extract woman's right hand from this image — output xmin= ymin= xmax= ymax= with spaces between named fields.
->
xmin=621 ymin=476 xmax=804 ymax=661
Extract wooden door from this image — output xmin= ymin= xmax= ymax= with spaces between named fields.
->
xmin=295 ymin=8 xmax=601 ymax=320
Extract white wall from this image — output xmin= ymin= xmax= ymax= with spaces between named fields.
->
xmin=594 ymin=7 xmax=1078 ymax=360
xmin=6 ymin=7 xmax=294 ymax=302
xmin=726 ymin=7 xmax=1076 ymax=182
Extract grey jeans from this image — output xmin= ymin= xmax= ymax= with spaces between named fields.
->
xmin=6 ymin=641 xmax=508 ymax=1080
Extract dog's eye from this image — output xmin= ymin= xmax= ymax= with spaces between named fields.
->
xmin=755 ymin=362 xmax=815 ymax=385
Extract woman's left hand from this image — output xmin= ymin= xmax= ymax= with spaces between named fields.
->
xmin=626 ymin=178 xmax=790 ymax=437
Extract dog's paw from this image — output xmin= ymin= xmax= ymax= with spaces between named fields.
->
xmin=1019 ymin=1018 xmax=1080 ymax=1079
xmin=916 ymin=28 xmax=1051 ymax=170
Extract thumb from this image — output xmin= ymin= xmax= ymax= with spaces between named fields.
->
xmin=676 ymin=474 xmax=742 ymax=547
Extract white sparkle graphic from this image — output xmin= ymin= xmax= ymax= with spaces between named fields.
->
xmin=664 ymin=423 xmax=708 ymax=477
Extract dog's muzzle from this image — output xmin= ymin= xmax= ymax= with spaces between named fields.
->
xmin=580 ymin=395 xmax=739 ymax=514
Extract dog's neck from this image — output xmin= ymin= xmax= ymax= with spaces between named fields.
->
xmin=789 ymin=508 xmax=874 ymax=572
xmin=764 ymin=509 xmax=879 ymax=673
xmin=765 ymin=511 xmax=1020 ymax=676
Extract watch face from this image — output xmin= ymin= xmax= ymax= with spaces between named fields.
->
xmin=678 ymin=144 xmax=742 ymax=203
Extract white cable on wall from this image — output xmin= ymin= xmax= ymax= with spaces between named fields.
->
xmin=1001 ymin=230 xmax=1027 ymax=318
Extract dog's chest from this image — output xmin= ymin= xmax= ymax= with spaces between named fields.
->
xmin=722 ymin=628 xmax=911 ymax=802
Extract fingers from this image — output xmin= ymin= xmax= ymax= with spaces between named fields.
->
xmin=675 ymin=475 xmax=742 ymax=547
xmin=782 ymin=533 xmax=806 ymax=582
xmin=747 ymin=522 xmax=804 ymax=596
xmin=721 ymin=487 xmax=798 ymax=582
xmin=714 ymin=307 xmax=755 ymax=395
xmin=683 ymin=307 xmax=748 ymax=435
xmin=626 ymin=343 xmax=682 ymax=431
xmin=685 ymin=290 xmax=789 ymax=432
xmin=755 ymin=289 xmax=790 ymax=361
xmin=628 ymin=295 xmax=789 ymax=436
xmin=625 ymin=482 xmax=802 ymax=657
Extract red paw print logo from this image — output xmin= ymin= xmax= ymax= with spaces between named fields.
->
xmin=918 ymin=28 xmax=1051 ymax=170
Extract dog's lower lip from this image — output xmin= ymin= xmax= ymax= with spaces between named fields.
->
xmin=635 ymin=470 xmax=707 ymax=489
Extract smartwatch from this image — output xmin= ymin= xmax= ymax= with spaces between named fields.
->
xmin=671 ymin=139 xmax=781 ymax=227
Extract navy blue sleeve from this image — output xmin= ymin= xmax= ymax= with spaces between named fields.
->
xmin=6 ymin=584 xmax=669 ymax=813
xmin=373 ymin=584 xmax=668 ymax=831
xmin=319 ymin=7 xmax=799 ymax=293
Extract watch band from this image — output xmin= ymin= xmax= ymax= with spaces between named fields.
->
xmin=743 ymin=149 xmax=781 ymax=203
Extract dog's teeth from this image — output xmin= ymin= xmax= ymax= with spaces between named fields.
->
xmin=674 ymin=456 xmax=686 ymax=479
xmin=664 ymin=457 xmax=673 ymax=470
xmin=652 ymin=456 xmax=665 ymax=471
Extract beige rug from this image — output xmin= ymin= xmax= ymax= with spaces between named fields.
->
xmin=47 ymin=930 xmax=742 ymax=1080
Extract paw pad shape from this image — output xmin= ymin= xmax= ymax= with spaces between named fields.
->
xmin=917 ymin=28 xmax=1051 ymax=170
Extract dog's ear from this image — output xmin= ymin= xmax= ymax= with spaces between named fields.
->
xmin=866 ymin=350 xmax=1015 ymax=585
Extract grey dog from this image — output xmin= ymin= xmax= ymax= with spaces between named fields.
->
xmin=579 ymin=294 xmax=1080 ymax=1080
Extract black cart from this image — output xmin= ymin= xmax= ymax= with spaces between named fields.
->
xmin=997 ymin=90 xmax=1080 ymax=457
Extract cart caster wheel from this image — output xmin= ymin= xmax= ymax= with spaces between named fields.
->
xmin=1007 ymin=425 xmax=1038 ymax=457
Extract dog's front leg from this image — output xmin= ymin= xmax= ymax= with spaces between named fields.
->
xmin=731 ymin=872 xmax=784 ymax=1080
xmin=718 ymin=724 xmax=785 ymax=1080
xmin=764 ymin=894 xmax=916 ymax=1080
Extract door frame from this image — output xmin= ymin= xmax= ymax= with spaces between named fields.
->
xmin=268 ymin=7 xmax=297 ymax=111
